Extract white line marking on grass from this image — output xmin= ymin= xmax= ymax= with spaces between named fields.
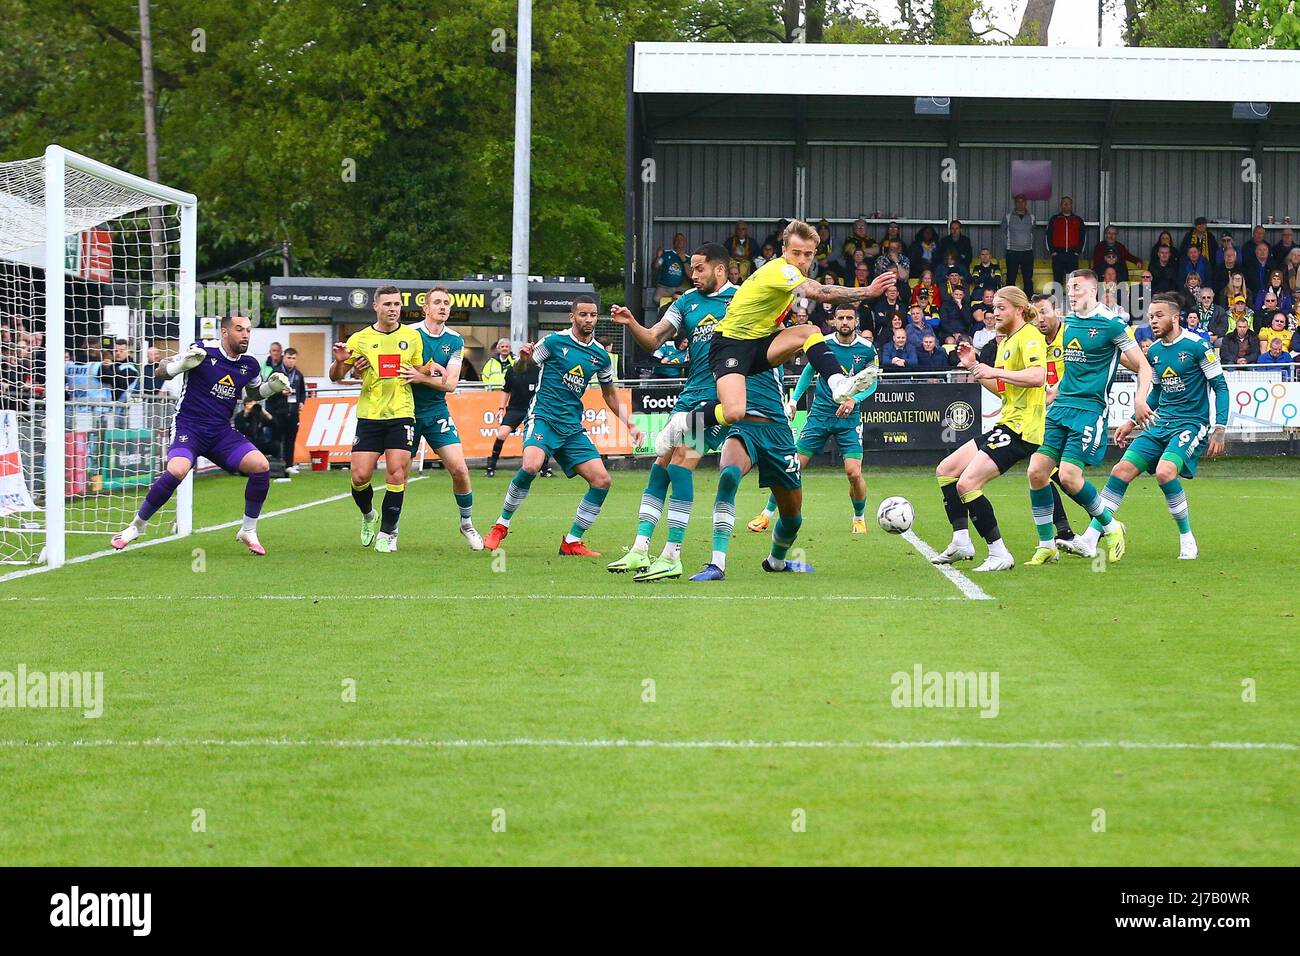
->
xmin=0 ymin=478 xmax=425 ymax=586
xmin=1 ymin=592 xmax=964 ymax=603
xmin=901 ymin=530 xmax=992 ymax=601
xmin=0 ymin=738 xmax=1292 ymax=751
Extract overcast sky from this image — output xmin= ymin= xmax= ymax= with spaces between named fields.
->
xmin=862 ymin=0 xmax=1128 ymax=47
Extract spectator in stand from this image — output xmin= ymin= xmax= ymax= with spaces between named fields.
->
xmin=915 ymin=333 xmax=948 ymax=375
xmin=1098 ymin=246 xmax=1129 ymax=284
xmin=938 ymin=285 xmax=973 ymax=344
xmin=969 ymin=247 xmax=1002 ymax=297
xmin=135 ymin=346 xmax=164 ymax=395
xmin=1091 ymin=225 xmax=1142 ymax=274
xmin=233 ymin=399 xmax=276 ymax=457
xmin=1215 ymin=232 xmax=1236 ymax=267
xmin=841 ymin=218 xmax=872 ymax=272
xmin=978 ymin=330 xmax=1005 ymax=367
xmin=1255 ymin=290 xmax=1282 ymax=333
xmin=1271 ymin=226 xmax=1297 ymax=266
xmin=1257 ymin=336 xmax=1293 ymax=378
xmin=727 ymin=262 xmax=743 ymax=287
xmin=814 ymin=220 xmax=835 ymax=275
xmin=934 ymin=248 xmax=970 ymax=293
xmin=1224 ymin=271 xmax=1250 ymax=310
xmin=266 ymin=346 xmax=307 ymax=471
xmin=875 ymin=239 xmax=910 ymax=281
xmin=1254 ymin=269 xmax=1292 ymax=315
xmin=481 ymin=338 xmax=514 ymax=388
xmin=1180 ymin=244 xmax=1212 ymax=287
xmin=1183 ymin=272 xmax=1204 ymax=304
xmin=1002 ymin=194 xmax=1035 ymax=293
xmin=911 ymin=269 xmax=942 ymax=308
xmin=972 ymin=308 xmax=997 ymax=351
xmin=458 ymin=350 xmax=480 ymax=383
xmin=762 ymin=219 xmax=790 ymax=253
xmin=881 ymin=328 xmax=917 ymax=372
xmin=852 ymin=262 xmax=872 ymax=292
xmin=980 ymin=287 xmax=997 ymax=315
xmin=915 ymin=289 xmax=941 ymax=328
xmin=1183 ymin=310 xmax=1211 ymax=343
xmin=1179 ymin=217 xmax=1214 ymax=262
xmin=1214 ymin=244 xmax=1241 ymax=295
xmin=1131 ymin=268 xmax=1155 ymax=326
xmin=882 ymin=220 xmax=904 ymax=249
xmin=907 ymin=225 xmax=940 ymax=274
xmin=651 ymin=232 xmax=689 ymax=304
xmin=1259 ymin=310 xmax=1291 ymax=350
xmin=1245 ymin=241 xmax=1273 ymax=294
xmin=101 ymin=339 xmax=139 ymax=403
xmin=1150 ymin=245 xmax=1179 ymax=293
xmin=754 ymin=241 xmax=778 ymax=271
xmin=1046 ymin=196 xmax=1086 ymax=286
xmin=1283 ymin=247 xmax=1300 ymax=294
xmin=1148 ymin=230 xmax=1176 ymax=265
xmin=1133 ymin=321 xmax=1155 ymax=347
xmin=905 ymin=305 xmax=933 ymax=349
xmin=1196 ymin=287 xmax=1229 ymax=345
xmin=1221 ymin=314 xmax=1260 ymax=366
xmin=262 ymin=342 xmax=284 ymax=378
xmin=723 ymin=220 xmax=758 ymax=279
xmin=935 ymin=219 xmax=973 ymax=268
xmin=870 ymin=283 xmax=904 ymax=337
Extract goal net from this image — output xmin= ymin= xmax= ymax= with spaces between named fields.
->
xmin=0 ymin=146 xmax=196 ymax=569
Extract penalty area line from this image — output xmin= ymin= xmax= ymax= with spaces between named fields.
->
xmin=901 ymin=530 xmax=992 ymax=601
xmin=1 ymin=592 xmax=964 ymax=604
xmin=0 ymin=477 xmax=426 ymax=587
xmin=0 ymin=738 xmax=1293 ymax=752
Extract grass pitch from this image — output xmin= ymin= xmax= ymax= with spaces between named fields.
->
xmin=1 ymin=457 xmax=1297 ymax=865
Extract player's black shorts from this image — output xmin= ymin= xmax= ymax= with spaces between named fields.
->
xmin=501 ymin=407 xmax=528 ymax=430
xmin=710 ymin=330 xmax=781 ymax=379
xmin=978 ymin=424 xmax=1038 ymax=474
xmin=353 ymin=417 xmax=415 ymax=454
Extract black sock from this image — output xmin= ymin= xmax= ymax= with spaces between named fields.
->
xmin=541 ymin=454 xmax=552 ymax=473
xmin=351 ymin=483 xmax=373 ymax=515
xmin=804 ymin=339 xmax=844 ymax=382
xmin=489 ymin=438 xmax=504 ymax=468
xmin=964 ymin=492 xmax=1002 ymax=544
xmin=940 ymin=480 xmax=968 ymax=531
xmin=1049 ymin=475 xmax=1075 ymax=539
xmin=380 ymin=486 xmax=404 ymax=534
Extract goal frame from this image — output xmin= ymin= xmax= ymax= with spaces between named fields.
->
xmin=41 ymin=145 xmax=199 ymax=569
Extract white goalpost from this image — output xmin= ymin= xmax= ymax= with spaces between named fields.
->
xmin=0 ymin=145 xmax=197 ymax=570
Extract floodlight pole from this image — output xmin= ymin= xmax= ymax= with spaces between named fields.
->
xmin=509 ymin=0 xmax=532 ymax=350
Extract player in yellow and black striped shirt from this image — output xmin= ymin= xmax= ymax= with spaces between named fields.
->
xmin=932 ymin=286 xmax=1048 ymax=572
xmin=328 ymin=285 xmax=425 ymax=553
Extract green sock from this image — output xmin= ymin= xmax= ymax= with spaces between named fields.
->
xmin=1160 ymin=477 xmax=1191 ymax=534
xmin=665 ymin=464 xmax=693 ymax=546
xmin=568 ymin=486 xmax=609 ymax=540
xmin=1029 ymin=485 xmax=1057 ymax=544
xmin=770 ymin=513 xmax=802 ymax=561
xmin=454 ymin=491 xmax=473 ymax=523
xmin=1089 ymin=474 xmax=1130 ymax=533
xmin=763 ymin=493 xmax=777 ymax=515
xmin=500 ymin=468 xmax=536 ymax=523
xmin=851 ymin=497 xmax=866 ymax=518
xmin=1070 ymin=479 xmax=1115 ymax=527
xmin=712 ymin=465 xmax=741 ymax=556
xmin=637 ymin=463 xmax=670 ymax=539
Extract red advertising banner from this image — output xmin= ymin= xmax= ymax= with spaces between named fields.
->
xmin=293 ymin=390 xmax=634 ymax=464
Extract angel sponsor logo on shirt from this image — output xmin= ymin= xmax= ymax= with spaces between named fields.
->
xmin=561 ymin=364 xmax=589 ymax=393
xmin=211 ymin=373 xmax=238 ymax=401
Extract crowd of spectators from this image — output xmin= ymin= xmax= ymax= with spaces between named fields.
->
xmin=649 ymin=209 xmax=1300 ymax=378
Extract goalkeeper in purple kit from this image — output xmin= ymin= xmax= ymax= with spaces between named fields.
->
xmin=111 ymin=313 xmax=291 ymax=556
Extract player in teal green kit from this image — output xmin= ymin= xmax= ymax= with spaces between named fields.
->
xmin=1077 ymin=292 xmax=1228 ymax=559
xmin=481 ymin=295 xmax=643 ymax=557
xmin=690 ymin=357 xmax=811 ymax=582
xmin=400 ymin=287 xmax=483 ymax=550
xmin=606 ymin=243 xmax=736 ymax=581
xmin=1025 ymin=270 xmax=1154 ymax=565
xmin=748 ymin=303 xmax=878 ymax=535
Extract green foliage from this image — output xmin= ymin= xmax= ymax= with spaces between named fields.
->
xmin=1232 ymin=0 xmax=1300 ymax=48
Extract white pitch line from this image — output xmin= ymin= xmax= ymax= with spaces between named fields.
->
xmin=0 ymin=478 xmax=426 ymax=586
xmin=0 ymin=592 xmax=963 ymax=603
xmin=0 ymin=737 xmax=1292 ymax=751
xmin=901 ymin=530 xmax=992 ymax=601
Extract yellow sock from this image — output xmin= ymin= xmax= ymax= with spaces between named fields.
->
xmin=713 ymin=404 xmax=728 ymax=425
xmin=937 ymin=475 xmax=957 ymax=487
xmin=801 ymin=330 xmax=826 ymax=352
xmin=385 ymin=483 xmax=405 ymax=494
xmin=959 ymin=489 xmax=984 ymax=504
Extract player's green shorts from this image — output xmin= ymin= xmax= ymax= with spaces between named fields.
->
xmin=725 ymin=419 xmax=802 ymax=490
xmin=796 ymin=413 xmax=863 ymax=459
xmin=1122 ymin=421 xmax=1209 ymax=479
xmin=1038 ymin=404 xmax=1108 ymax=468
xmin=672 ymin=391 xmax=727 ymax=452
xmin=412 ymin=407 xmax=461 ymax=451
xmin=522 ymin=418 xmax=600 ymax=478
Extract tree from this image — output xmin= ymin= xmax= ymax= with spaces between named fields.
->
xmin=1232 ymin=0 xmax=1300 ymax=47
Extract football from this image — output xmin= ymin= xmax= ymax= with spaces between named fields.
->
xmin=876 ymin=496 xmax=914 ymax=534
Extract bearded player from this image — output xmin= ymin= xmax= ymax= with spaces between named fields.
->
xmin=111 ymin=313 xmax=290 ymax=555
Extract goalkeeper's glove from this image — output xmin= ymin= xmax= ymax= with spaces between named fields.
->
xmin=258 ymin=372 xmax=291 ymax=399
xmin=164 ymin=343 xmax=207 ymax=377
